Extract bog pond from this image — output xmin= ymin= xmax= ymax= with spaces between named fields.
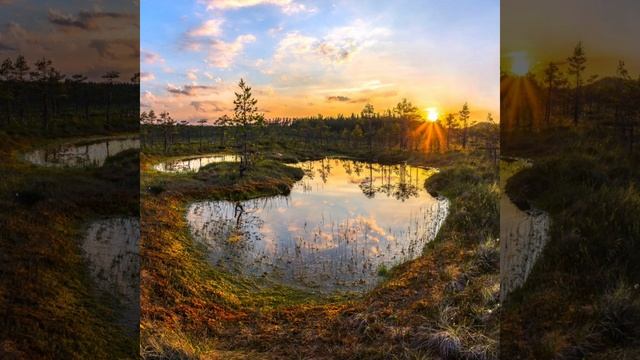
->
xmin=25 ymin=137 xmax=139 ymax=167
xmin=154 ymin=154 xmax=240 ymax=173
xmin=187 ymin=158 xmax=449 ymax=293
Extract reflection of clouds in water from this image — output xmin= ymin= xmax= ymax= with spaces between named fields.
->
xmin=260 ymin=223 xmax=277 ymax=253
xmin=353 ymin=214 xmax=387 ymax=236
xmin=187 ymin=159 xmax=449 ymax=292
xmin=291 ymin=199 xmax=306 ymax=207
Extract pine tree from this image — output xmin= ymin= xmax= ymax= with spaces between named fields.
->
xmin=361 ymin=103 xmax=375 ymax=153
xmin=567 ymin=41 xmax=586 ymax=125
xmin=459 ymin=102 xmax=471 ymax=149
xmin=230 ymin=79 xmax=264 ymax=176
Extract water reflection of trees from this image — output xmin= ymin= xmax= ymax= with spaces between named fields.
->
xmin=392 ymin=163 xmax=420 ymax=201
xmin=29 ymin=138 xmax=139 ymax=167
xmin=318 ymin=158 xmax=332 ymax=183
xmin=352 ymin=161 xmax=364 ymax=176
xmin=358 ymin=162 xmax=377 ymax=198
xmin=301 ymin=159 xmax=425 ymax=200
xmin=354 ymin=161 xmax=421 ymax=201
xmin=342 ymin=160 xmax=353 ymax=176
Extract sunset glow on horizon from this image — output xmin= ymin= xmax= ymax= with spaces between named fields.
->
xmin=141 ymin=0 xmax=499 ymax=123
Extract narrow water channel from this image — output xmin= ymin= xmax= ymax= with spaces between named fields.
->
xmin=500 ymin=159 xmax=550 ymax=301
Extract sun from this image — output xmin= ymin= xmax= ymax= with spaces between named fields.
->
xmin=426 ymin=107 xmax=439 ymax=122
xmin=510 ymin=51 xmax=531 ymax=76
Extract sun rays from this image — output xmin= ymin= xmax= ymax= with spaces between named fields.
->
xmin=411 ymin=121 xmax=447 ymax=153
xmin=501 ymin=75 xmax=545 ymax=132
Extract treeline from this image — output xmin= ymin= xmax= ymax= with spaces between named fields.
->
xmin=141 ymin=89 xmax=498 ymax=158
xmin=502 ymin=42 xmax=639 ymax=151
xmin=0 ymin=55 xmax=139 ymax=136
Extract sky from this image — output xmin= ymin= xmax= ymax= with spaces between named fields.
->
xmin=141 ymin=0 xmax=499 ymax=123
xmin=0 ymin=0 xmax=139 ymax=81
xmin=502 ymin=0 xmax=640 ymax=79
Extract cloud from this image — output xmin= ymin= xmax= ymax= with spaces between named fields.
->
xmin=326 ymin=96 xmax=350 ymax=102
xmin=326 ymin=95 xmax=370 ymax=104
xmin=142 ymin=91 xmax=157 ymax=105
xmin=317 ymin=20 xmax=390 ymax=62
xmin=272 ymin=21 xmax=391 ymax=65
xmin=0 ymin=42 xmax=15 ymax=51
xmin=141 ymin=50 xmax=165 ymax=65
xmin=166 ymin=84 xmax=217 ymax=96
xmin=268 ymin=25 xmax=284 ymax=37
xmin=254 ymin=86 xmax=276 ymax=96
xmin=47 ymin=9 xmax=136 ymax=31
xmin=140 ymin=72 xmax=155 ymax=81
xmin=182 ymin=17 xmax=256 ymax=68
xmin=276 ymin=32 xmax=315 ymax=57
xmin=281 ymin=2 xmax=316 ymax=15
xmin=188 ymin=18 xmax=224 ymax=37
xmin=202 ymin=0 xmax=316 ymax=14
xmin=0 ymin=22 xmax=31 ymax=51
xmin=202 ymin=34 xmax=256 ymax=68
xmin=89 ymin=39 xmax=139 ymax=59
xmin=187 ymin=69 xmax=198 ymax=81
xmin=190 ymin=100 xmax=226 ymax=112
xmin=3 ymin=22 xmax=27 ymax=38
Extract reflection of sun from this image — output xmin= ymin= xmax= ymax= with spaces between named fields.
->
xmin=510 ymin=51 xmax=530 ymax=76
xmin=426 ymin=107 xmax=439 ymax=122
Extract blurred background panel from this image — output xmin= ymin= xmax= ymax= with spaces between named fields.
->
xmin=0 ymin=1 xmax=140 ymax=359
xmin=500 ymin=0 xmax=640 ymax=358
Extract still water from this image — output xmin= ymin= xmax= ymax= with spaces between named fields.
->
xmin=83 ymin=218 xmax=140 ymax=333
xmin=499 ymin=159 xmax=550 ymax=301
xmin=154 ymin=154 xmax=240 ymax=173
xmin=25 ymin=137 xmax=139 ymax=167
xmin=187 ymin=158 xmax=449 ymax=292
